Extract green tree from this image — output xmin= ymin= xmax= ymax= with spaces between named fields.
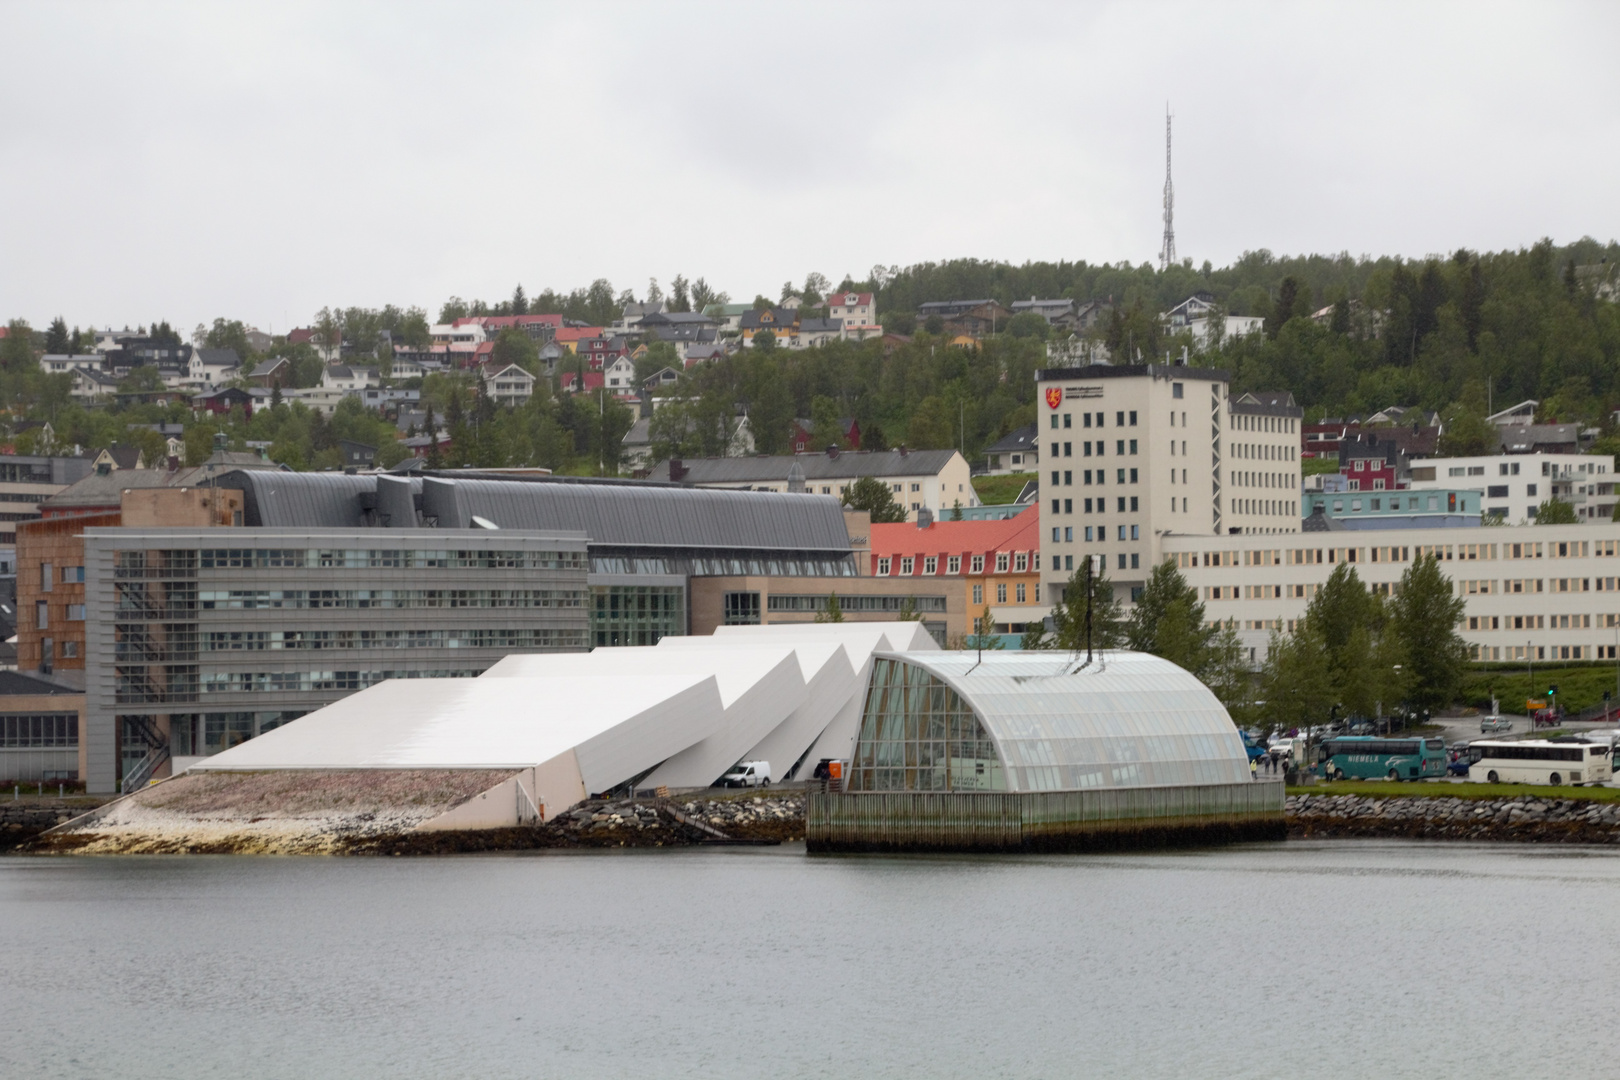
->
xmin=753 ymin=329 xmax=776 ymax=351
xmin=118 ymin=365 xmax=165 ymax=392
xmin=1034 ymin=559 xmax=1124 ymax=651
xmin=1004 ymin=312 xmax=1049 ymax=340
xmin=814 ymin=592 xmax=844 ymax=623
xmin=1388 ymin=555 xmax=1468 ymax=714
xmin=1126 ymin=561 xmax=1215 ymax=674
xmin=44 ymin=317 xmax=70 ymax=354
xmin=511 ymin=284 xmax=528 ymax=316
xmin=1534 ymin=497 xmax=1578 ymax=524
xmin=968 ymin=604 xmax=1004 ymax=650
xmin=1 ymin=320 xmax=36 ymax=370
xmin=1259 ymin=621 xmax=1337 ymax=735
xmin=1436 ymin=401 xmax=1497 ymax=456
xmin=205 ymin=318 xmax=254 ymax=360
xmin=438 ymin=297 xmax=469 ymax=324
xmin=841 ymin=475 xmax=908 ymax=523
xmin=491 ymin=328 xmax=539 ymax=373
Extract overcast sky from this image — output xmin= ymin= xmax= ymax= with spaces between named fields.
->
xmin=2 ymin=1 xmax=1616 ymax=335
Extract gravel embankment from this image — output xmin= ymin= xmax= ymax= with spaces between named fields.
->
xmin=1288 ymin=792 xmax=1620 ymax=843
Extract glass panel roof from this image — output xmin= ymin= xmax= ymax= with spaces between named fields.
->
xmin=876 ymin=651 xmax=1250 ymax=792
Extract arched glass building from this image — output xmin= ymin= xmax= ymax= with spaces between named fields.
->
xmin=848 ymin=651 xmax=1251 ymax=793
xmin=815 ymin=650 xmax=1280 ymax=852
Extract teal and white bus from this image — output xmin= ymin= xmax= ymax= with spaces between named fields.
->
xmin=1315 ymin=736 xmax=1448 ymax=781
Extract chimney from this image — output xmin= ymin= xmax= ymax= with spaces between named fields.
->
xmin=668 ymin=458 xmax=688 ymax=483
xmin=897 ymin=445 xmax=909 ymax=457
xmin=826 ymin=445 xmax=839 ymax=459
xmin=166 ymin=455 xmax=179 ymax=472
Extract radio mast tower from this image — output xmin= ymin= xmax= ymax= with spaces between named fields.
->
xmin=1160 ymin=107 xmax=1176 ymax=272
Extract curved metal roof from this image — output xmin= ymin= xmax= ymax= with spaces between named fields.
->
xmin=217 ymin=469 xmax=853 ymax=552
xmin=880 ymin=650 xmax=1250 ymax=792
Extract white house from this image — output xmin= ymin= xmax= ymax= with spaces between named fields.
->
xmin=1408 ymin=453 xmax=1617 ymax=522
xmin=39 ymin=353 xmax=104 ymax=376
xmin=827 ymin=291 xmax=881 ymax=340
xmin=480 ymin=363 xmax=536 ymax=407
xmin=188 ymin=348 xmax=242 ymax=389
xmin=603 ymin=355 xmax=637 ymax=393
xmin=321 ymin=365 xmax=381 ymax=393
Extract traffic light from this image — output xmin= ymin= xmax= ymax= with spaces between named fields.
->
xmin=1549 ymin=684 xmax=1559 ymax=697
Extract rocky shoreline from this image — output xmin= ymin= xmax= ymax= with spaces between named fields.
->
xmin=1287 ymin=792 xmax=1620 ymax=843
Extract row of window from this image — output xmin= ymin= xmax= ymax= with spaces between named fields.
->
xmin=1465 ymin=614 xmax=1601 ymax=630
xmin=970 ymin=582 xmax=1032 ymax=605
xmin=875 ymin=552 xmax=1028 ymax=576
xmin=765 ymin=594 xmax=949 ymax=613
xmin=196 ymin=548 xmax=586 ymax=570
xmin=197 ymin=589 xmax=586 ymax=610
xmin=201 ymin=628 xmax=587 ymax=651
xmin=1049 ymin=439 xmax=1140 ymax=461
xmin=34 ymin=601 xmax=84 ymax=629
xmin=1050 ymin=496 xmax=1143 ymax=518
xmin=1050 ymin=553 xmax=1141 ymax=572
xmin=1050 ymin=410 xmax=1140 ymax=430
xmin=0 ymin=713 xmax=78 ymax=748
xmin=197 ymin=669 xmax=487 ymax=695
xmin=1471 ymin=645 xmax=1604 ymax=661
xmin=1174 ymin=541 xmax=1548 ymax=569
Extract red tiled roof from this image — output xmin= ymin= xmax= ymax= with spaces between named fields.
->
xmin=829 ymin=291 xmax=874 ymax=307
xmin=869 ymin=506 xmax=1040 ymax=572
xmin=554 ymin=327 xmax=604 ymax=343
xmin=287 ymin=328 xmax=316 ymax=344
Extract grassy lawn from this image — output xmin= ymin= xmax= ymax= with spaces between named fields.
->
xmin=1461 ymin=663 xmax=1620 ymax=715
xmin=1302 ymin=457 xmax=1340 ymax=476
xmin=971 ymin=472 xmax=1035 ymax=506
xmin=1288 ymin=780 xmax=1620 ymax=803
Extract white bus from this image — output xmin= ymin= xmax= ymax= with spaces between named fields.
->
xmin=1466 ymin=739 xmax=1613 ymax=786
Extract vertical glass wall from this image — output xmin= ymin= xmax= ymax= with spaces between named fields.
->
xmin=849 ymin=658 xmax=1005 ymax=792
xmin=590 ymin=585 xmax=685 ymax=647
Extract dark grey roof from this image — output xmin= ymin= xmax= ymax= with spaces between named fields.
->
xmin=213 ymin=470 xmax=853 ymax=552
xmin=1500 ymin=424 xmax=1580 ymax=452
xmin=0 ymin=670 xmax=80 ymax=697
xmin=1301 ymin=507 xmax=1347 ymax=532
xmin=985 ymin=424 xmax=1038 ymax=454
xmin=46 ymin=469 xmax=173 ymax=508
xmin=250 ymin=358 xmax=289 ymax=377
xmin=645 ymin=449 xmax=961 ymax=484
xmin=739 ymin=308 xmax=797 ymax=331
xmin=194 ymin=348 xmax=240 ymax=367
xmin=799 ymin=318 xmax=843 ymax=333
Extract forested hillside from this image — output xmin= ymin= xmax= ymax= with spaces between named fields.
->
xmin=5 ymin=238 xmax=1617 ymax=474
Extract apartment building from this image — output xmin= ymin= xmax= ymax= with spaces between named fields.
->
xmin=1034 ymin=364 xmax=1301 ymax=605
xmin=1406 ymin=454 xmax=1615 ymax=522
xmin=1162 ymin=522 xmax=1620 ymax=666
xmin=867 ymin=505 xmax=1044 ymax=639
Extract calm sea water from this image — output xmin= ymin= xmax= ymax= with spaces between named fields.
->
xmin=2 ymin=841 xmax=1617 ymax=1080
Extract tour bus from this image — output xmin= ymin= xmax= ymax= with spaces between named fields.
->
xmin=1315 ymin=736 xmax=1448 ymax=781
xmin=1466 ymin=739 xmax=1613 ymax=786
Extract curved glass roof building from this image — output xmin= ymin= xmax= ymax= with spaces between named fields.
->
xmin=848 ymin=651 xmax=1251 ymax=794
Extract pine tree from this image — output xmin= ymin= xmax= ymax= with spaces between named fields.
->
xmin=44 ymin=317 xmax=70 ymax=355
xmin=512 ymin=284 xmax=528 ymax=315
xmin=814 ymin=593 xmax=844 ymax=623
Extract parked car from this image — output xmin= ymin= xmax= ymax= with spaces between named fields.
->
xmin=720 ymin=760 xmax=771 ymax=788
xmin=1446 ymin=743 xmax=1475 ymax=776
xmin=1480 ymin=714 xmax=1513 ymax=734
xmin=1348 ymin=719 xmax=1376 ymax=736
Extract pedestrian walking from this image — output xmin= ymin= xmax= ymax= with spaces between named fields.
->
xmin=1250 ymin=758 xmax=1258 ymax=780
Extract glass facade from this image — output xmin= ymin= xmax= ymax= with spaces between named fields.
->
xmin=723 ymin=592 xmax=761 ymax=625
xmin=849 ymin=658 xmax=1006 ymax=792
xmin=847 ymin=653 xmax=1251 ymax=794
xmin=591 ymin=585 xmax=685 ymax=647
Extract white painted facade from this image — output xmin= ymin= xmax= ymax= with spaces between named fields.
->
xmin=1407 ymin=453 xmax=1615 ymax=522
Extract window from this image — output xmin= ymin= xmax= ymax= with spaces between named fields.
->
xmin=1131 ymin=554 xmax=1140 ymax=569
xmin=1064 ymin=499 xmax=1073 ymax=514
xmin=1063 ymin=413 xmax=1072 ymax=428
xmin=995 ymin=553 xmax=1010 ymax=573
xmin=40 ymin=563 xmax=51 ymax=592
xmin=1130 ymin=469 xmax=1138 ymax=483
xmin=1117 ymin=554 xmax=1127 ymax=569
xmin=1117 ymin=497 xmax=1126 ymax=512
xmin=910 ymin=483 xmax=920 ymax=492
xmin=1527 ymin=484 xmax=1537 ymax=497
xmin=67 ymin=604 xmax=85 ymax=620
xmin=1130 ymin=525 xmax=1140 ymax=540
xmin=970 ymin=555 xmax=984 ymax=574
xmin=900 ymin=557 xmax=914 ymax=575
xmin=1116 ymin=440 xmax=1125 ymax=455
xmin=1117 ymin=525 xmax=1127 ymax=541
xmin=972 ymin=584 xmax=983 ymax=604
xmin=62 ymin=642 xmax=77 ymax=658
xmin=1065 ymin=442 xmax=1073 ymax=457
xmin=1016 ymin=583 xmax=1026 ymax=602
xmin=1130 ymin=496 xmax=1139 ymax=511
xmin=1129 ymin=439 xmax=1138 ymax=454
xmin=877 ymin=557 xmax=891 ymax=575
xmin=947 ymin=556 xmax=961 ymax=574
xmin=1084 ymin=526 xmax=1093 ymax=541
xmin=924 ymin=556 xmax=938 ymax=575
xmin=1050 ymin=415 xmax=1059 ymax=429
xmin=1013 ymin=553 xmax=1028 ymax=572
xmin=1064 ymin=471 xmax=1072 ymax=485
xmin=1052 ymin=471 xmax=1060 ymax=486
xmin=1488 ymin=485 xmax=1508 ymax=498
xmin=1052 ymin=499 xmax=1060 ymax=514
xmin=1065 ymin=527 xmax=1073 ymax=542
xmin=1095 ymin=412 xmax=1104 ymax=427
xmin=1116 ymin=411 xmax=1125 ymax=427
xmin=1173 ymin=382 xmax=1184 ymax=399
xmin=1117 ymin=469 xmax=1126 ymax=484
xmin=61 ymin=566 xmax=85 ymax=583
xmin=35 ymin=601 xmax=47 ymax=629
xmin=1129 ymin=411 xmax=1137 ymax=426
xmin=1083 ymin=413 xmax=1092 ymax=428
xmin=722 ymin=592 xmax=761 ymax=625
xmin=996 ymin=583 xmax=1007 ymax=603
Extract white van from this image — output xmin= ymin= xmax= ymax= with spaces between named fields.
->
xmin=720 ymin=760 xmax=772 ymax=788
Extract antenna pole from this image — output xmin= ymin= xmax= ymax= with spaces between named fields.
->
xmin=1160 ymin=106 xmax=1176 ymax=273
